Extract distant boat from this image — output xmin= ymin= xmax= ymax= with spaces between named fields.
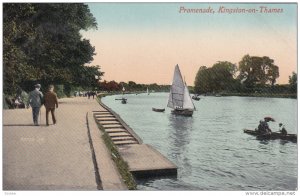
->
xmin=167 ymin=64 xmax=196 ymax=117
xmin=147 ymin=87 xmax=150 ymax=95
xmin=121 ymin=98 xmax=127 ymax=104
xmin=152 ymin=108 xmax=165 ymax=112
xmin=215 ymin=94 xmax=221 ymax=97
xmin=192 ymin=95 xmax=200 ymax=101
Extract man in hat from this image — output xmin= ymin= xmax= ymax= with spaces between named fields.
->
xmin=44 ymin=85 xmax=58 ymax=126
xmin=27 ymin=84 xmax=44 ymax=126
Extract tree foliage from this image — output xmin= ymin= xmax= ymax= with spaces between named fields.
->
xmin=289 ymin=72 xmax=297 ymax=93
xmin=3 ymin=3 xmax=102 ymax=95
xmin=194 ymin=55 xmax=283 ymax=94
xmin=194 ymin=61 xmax=237 ymax=94
xmin=238 ymin=55 xmax=279 ymax=88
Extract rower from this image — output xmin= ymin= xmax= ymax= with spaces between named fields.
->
xmin=257 ymin=120 xmax=265 ymax=134
xmin=279 ymin=123 xmax=287 ymax=135
xmin=257 ymin=118 xmax=272 ymax=134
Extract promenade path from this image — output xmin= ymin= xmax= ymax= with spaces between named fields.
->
xmin=3 ymin=97 xmax=126 ymax=190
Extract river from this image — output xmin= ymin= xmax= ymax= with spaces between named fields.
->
xmin=102 ymin=93 xmax=297 ymax=190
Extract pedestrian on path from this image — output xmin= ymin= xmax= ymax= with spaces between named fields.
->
xmin=27 ymin=84 xmax=43 ymax=126
xmin=44 ymin=85 xmax=58 ymax=126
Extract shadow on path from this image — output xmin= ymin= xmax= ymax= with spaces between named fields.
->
xmin=3 ymin=124 xmax=47 ymax=127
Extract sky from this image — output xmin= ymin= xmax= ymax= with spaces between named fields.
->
xmin=81 ymin=2 xmax=297 ymax=86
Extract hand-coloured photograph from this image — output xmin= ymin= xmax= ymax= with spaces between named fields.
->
xmin=2 ymin=1 xmax=297 ymax=193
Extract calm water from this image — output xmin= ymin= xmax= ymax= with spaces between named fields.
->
xmin=102 ymin=93 xmax=297 ymax=190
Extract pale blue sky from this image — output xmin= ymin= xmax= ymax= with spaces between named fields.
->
xmin=87 ymin=3 xmax=297 ymax=32
xmin=83 ymin=2 xmax=297 ymax=85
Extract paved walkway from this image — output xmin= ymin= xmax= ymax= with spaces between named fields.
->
xmin=3 ymin=97 xmax=126 ymax=190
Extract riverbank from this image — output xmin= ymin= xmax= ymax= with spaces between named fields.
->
xmin=99 ymin=91 xmax=297 ymax=99
xmin=3 ymin=97 xmax=126 ymax=190
xmin=220 ymin=92 xmax=297 ymax=99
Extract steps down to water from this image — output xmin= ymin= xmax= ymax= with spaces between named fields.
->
xmin=92 ymin=106 xmax=177 ymax=178
xmin=93 ymin=111 xmax=139 ymax=146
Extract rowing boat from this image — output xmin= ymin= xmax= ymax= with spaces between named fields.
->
xmin=243 ymin=129 xmax=297 ymax=143
xmin=152 ymin=108 xmax=165 ymax=112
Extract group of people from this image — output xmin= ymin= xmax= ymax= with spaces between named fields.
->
xmin=257 ymin=117 xmax=288 ymax=135
xmin=74 ymin=91 xmax=96 ymax=98
xmin=27 ymin=84 xmax=58 ymax=126
xmin=87 ymin=91 xmax=96 ymax=99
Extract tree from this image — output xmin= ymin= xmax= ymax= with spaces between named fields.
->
xmin=210 ymin=61 xmax=237 ymax=91
xmin=194 ymin=66 xmax=210 ymax=94
xmin=3 ymin=4 xmax=38 ymax=95
xmin=194 ymin=62 xmax=237 ymax=94
xmin=238 ymin=55 xmax=279 ymax=88
xmin=289 ymin=72 xmax=297 ymax=93
xmin=3 ymin=3 xmax=101 ymax=95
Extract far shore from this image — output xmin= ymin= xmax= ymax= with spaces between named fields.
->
xmin=98 ymin=91 xmax=297 ymax=99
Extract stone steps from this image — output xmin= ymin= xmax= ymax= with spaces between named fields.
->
xmin=97 ymin=118 xmax=118 ymax=121
xmin=100 ymin=122 xmax=121 ymax=125
xmin=102 ymin=124 xmax=124 ymax=129
xmin=111 ymin=136 xmax=136 ymax=142
xmin=108 ymin=132 xmax=131 ymax=137
xmin=93 ymin=110 xmax=140 ymax=147
xmin=114 ymin=140 xmax=139 ymax=146
xmin=105 ymin=129 xmax=128 ymax=133
xmin=95 ymin=115 xmax=115 ymax=118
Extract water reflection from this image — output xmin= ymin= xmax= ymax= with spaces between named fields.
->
xmin=103 ymin=94 xmax=297 ymax=190
xmin=168 ymin=114 xmax=193 ymax=153
xmin=168 ymin=114 xmax=194 ymax=177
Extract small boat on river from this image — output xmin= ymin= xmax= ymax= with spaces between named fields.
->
xmin=167 ymin=64 xmax=196 ymax=117
xmin=243 ymin=129 xmax=297 ymax=143
xmin=152 ymin=108 xmax=165 ymax=112
xmin=121 ymin=98 xmax=127 ymax=104
xmin=192 ymin=95 xmax=200 ymax=101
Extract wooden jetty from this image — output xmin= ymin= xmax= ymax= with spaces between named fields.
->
xmin=93 ymin=102 xmax=177 ymax=178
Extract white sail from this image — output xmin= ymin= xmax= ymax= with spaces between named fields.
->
xmin=167 ymin=64 xmax=186 ymax=109
xmin=183 ymin=84 xmax=196 ymax=110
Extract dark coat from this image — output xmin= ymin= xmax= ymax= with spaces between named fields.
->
xmin=44 ymin=91 xmax=58 ymax=109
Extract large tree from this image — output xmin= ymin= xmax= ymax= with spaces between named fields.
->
xmin=238 ymin=55 xmax=279 ymax=88
xmin=194 ymin=61 xmax=237 ymax=94
xmin=3 ymin=4 xmax=38 ymax=95
xmin=3 ymin=3 xmax=102 ymax=95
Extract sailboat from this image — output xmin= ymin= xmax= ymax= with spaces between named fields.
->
xmin=167 ymin=64 xmax=196 ymax=116
xmin=147 ymin=87 xmax=150 ymax=95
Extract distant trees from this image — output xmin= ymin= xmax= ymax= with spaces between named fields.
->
xmin=194 ymin=61 xmax=237 ymax=94
xmin=289 ymin=72 xmax=297 ymax=93
xmin=3 ymin=3 xmax=102 ymax=96
xmin=238 ymin=55 xmax=279 ymax=88
xmin=99 ymin=81 xmax=169 ymax=92
xmin=100 ymin=80 xmax=121 ymax=92
xmin=194 ymin=55 xmax=283 ymax=94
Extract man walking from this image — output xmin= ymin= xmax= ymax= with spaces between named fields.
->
xmin=44 ymin=85 xmax=58 ymax=126
xmin=27 ymin=84 xmax=43 ymax=126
